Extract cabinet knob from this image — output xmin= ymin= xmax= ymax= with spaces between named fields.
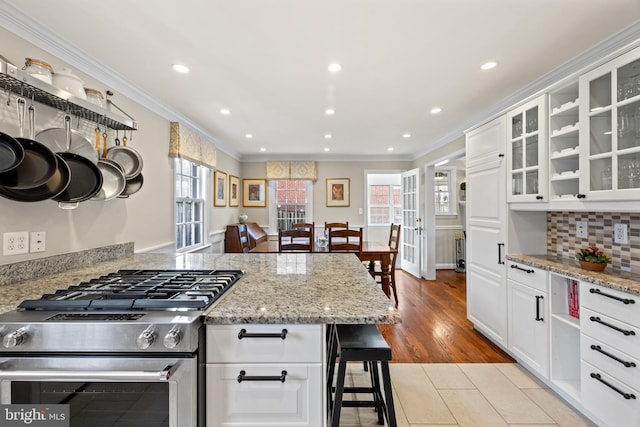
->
xmin=576 ymin=193 xmax=586 ymax=199
xmin=536 ymin=195 xmax=543 ymax=200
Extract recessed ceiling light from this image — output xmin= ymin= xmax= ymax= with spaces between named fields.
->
xmin=324 ymin=134 xmax=332 ymax=139
xmin=245 ymin=133 xmax=253 ymax=139
xmin=402 ymin=133 xmax=411 ymax=139
xmin=325 ymin=108 xmax=335 ymax=115
xmin=328 ymin=63 xmax=342 ymax=73
xmin=387 ymin=147 xmax=394 ymax=152
xmin=220 ymin=108 xmax=230 ymax=115
xmin=324 ymin=147 xmax=330 ymax=152
xmin=480 ymin=61 xmax=498 ymax=71
xmin=431 ymin=107 xmax=442 ymax=114
xmin=260 ymin=147 xmax=266 ymax=152
xmin=172 ymin=64 xmax=190 ymax=73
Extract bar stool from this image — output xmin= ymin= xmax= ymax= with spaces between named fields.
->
xmin=326 ymin=324 xmax=397 ymax=426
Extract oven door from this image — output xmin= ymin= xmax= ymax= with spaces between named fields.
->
xmin=0 ymin=356 xmax=196 ymax=427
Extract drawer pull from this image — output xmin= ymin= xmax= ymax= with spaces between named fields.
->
xmin=535 ymin=295 xmax=544 ymax=321
xmin=590 ymin=288 xmax=636 ymax=305
xmin=510 ymin=264 xmax=534 ymax=274
xmin=590 ymin=373 xmax=637 ymax=400
xmin=590 ymin=345 xmax=637 ymax=368
xmin=238 ymin=328 xmax=288 ymax=340
xmin=237 ymin=370 xmax=287 ymax=383
xmin=590 ymin=316 xmax=636 ymax=336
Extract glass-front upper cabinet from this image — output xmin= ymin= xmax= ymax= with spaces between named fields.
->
xmin=507 ymin=94 xmax=547 ymax=202
xmin=579 ymin=45 xmax=640 ymax=201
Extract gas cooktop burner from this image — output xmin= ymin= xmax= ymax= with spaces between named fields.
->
xmin=18 ymin=269 xmax=244 ymax=312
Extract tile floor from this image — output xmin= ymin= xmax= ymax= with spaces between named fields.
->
xmin=335 ymin=362 xmax=596 ymax=427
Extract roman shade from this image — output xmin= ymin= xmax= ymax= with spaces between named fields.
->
xmin=169 ymin=122 xmax=217 ymax=169
xmin=266 ymin=161 xmax=317 ymax=180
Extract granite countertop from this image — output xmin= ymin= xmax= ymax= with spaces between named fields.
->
xmin=0 ymin=253 xmax=401 ymax=325
xmin=507 ymin=254 xmax=640 ymax=296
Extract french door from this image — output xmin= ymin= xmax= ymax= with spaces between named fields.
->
xmin=401 ymin=168 xmax=421 ymax=277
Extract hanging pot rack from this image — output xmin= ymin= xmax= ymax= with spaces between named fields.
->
xmin=0 ymin=59 xmax=137 ymax=131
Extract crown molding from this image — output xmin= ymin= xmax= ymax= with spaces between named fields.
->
xmin=0 ymin=2 xmax=241 ymax=161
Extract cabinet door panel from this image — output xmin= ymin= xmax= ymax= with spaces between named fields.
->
xmin=206 ymin=363 xmax=322 ymax=427
xmin=467 ymin=266 xmax=507 ymax=346
xmin=508 ymin=281 xmax=549 ymax=377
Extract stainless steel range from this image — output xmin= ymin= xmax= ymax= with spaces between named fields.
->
xmin=0 ymin=269 xmax=244 ymax=427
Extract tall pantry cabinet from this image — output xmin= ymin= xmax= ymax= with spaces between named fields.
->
xmin=465 ymin=116 xmax=509 ymax=347
xmin=466 ymin=115 xmax=547 ymax=349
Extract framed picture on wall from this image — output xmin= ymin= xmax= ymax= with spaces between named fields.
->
xmin=326 ymin=178 xmax=350 ymax=207
xmin=243 ymin=178 xmax=266 ymax=207
xmin=214 ymin=170 xmax=227 ymax=206
xmin=229 ymin=175 xmax=240 ymax=207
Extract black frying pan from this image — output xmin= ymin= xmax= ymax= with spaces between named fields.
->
xmin=0 ymin=138 xmax=58 ymax=189
xmin=53 ymin=152 xmax=103 ymax=203
xmin=0 ymin=132 xmax=24 ymax=174
xmin=0 ymin=153 xmax=70 ymax=202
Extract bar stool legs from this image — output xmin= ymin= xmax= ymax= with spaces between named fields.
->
xmin=327 ymin=324 xmax=397 ymax=427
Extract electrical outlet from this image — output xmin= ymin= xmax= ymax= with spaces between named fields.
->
xmin=614 ymin=223 xmax=628 ymax=244
xmin=576 ymin=221 xmax=588 ymax=239
xmin=30 ymin=231 xmax=46 ymax=253
xmin=3 ymin=231 xmax=29 ymax=256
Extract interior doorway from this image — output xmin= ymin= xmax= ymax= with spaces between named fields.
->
xmin=424 ymin=149 xmax=466 ymax=280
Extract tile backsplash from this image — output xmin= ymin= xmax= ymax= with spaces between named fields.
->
xmin=547 ymin=212 xmax=640 ymax=273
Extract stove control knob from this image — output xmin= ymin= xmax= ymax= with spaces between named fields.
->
xmin=3 ymin=328 xmax=27 ymax=348
xmin=163 ymin=327 xmax=183 ymax=349
xmin=136 ymin=328 xmax=156 ymax=350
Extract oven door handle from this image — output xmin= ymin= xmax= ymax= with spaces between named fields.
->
xmin=0 ymin=361 xmax=180 ymax=381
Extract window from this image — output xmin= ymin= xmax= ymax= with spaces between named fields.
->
xmin=269 ymin=180 xmax=313 ymax=231
xmin=368 ymin=184 xmax=401 ymax=225
xmin=435 ymin=167 xmax=457 ymax=215
xmin=175 ymin=158 xmax=206 ymax=251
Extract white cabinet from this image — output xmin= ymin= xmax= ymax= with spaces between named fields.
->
xmin=507 ymin=95 xmax=548 ymax=202
xmin=465 ymin=116 xmax=508 ymax=347
xmin=548 ymin=81 xmax=581 ymax=201
xmin=206 ymin=324 xmax=324 ymax=427
xmin=507 ymin=262 xmax=549 ymax=378
xmin=580 ymin=284 xmax=640 ymax=427
xmin=579 ymin=44 xmax=640 ymax=201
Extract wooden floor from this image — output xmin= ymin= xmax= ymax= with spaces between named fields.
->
xmin=378 ymin=269 xmax=514 ymax=364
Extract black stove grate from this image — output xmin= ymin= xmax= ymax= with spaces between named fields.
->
xmin=18 ymin=269 xmax=244 ymax=312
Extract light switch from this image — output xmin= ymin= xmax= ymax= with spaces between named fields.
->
xmin=358 ymin=208 xmax=363 ymax=215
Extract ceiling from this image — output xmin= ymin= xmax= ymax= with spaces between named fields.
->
xmin=1 ymin=1 xmax=639 ymax=161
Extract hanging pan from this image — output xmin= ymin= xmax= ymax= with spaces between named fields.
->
xmin=0 ymin=152 xmax=70 ymax=202
xmin=53 ymin=152 xmax=103 ymax=203
xmin=118 ymin=173 xmax=144 ymax=198
xmin=0 ymin=99 xmax=58 ymax=189
xmin=0 ymin=132 xmax=24 ymax=174
xmin=106 ymin=132 xmax=143 ymax=179
xmin=35 ymin=115 xmax=99 ymax=164
xmin=91 ymin=131 xmax=126 ymax=201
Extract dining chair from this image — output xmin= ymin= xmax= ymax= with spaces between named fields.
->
xmin=328 ymin=227 xmax=362 ymax=252
xmin=374 ymin=223 xmax=400 ymax=306
xmin=278 ymin=226 xmax=314 ymax=252
xmin=324 ymin=221 xmax=349 ymax=231
xmin=239 ymin=224 xmax=251 ymax=253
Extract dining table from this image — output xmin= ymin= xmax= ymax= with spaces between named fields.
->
xmin=250 ymin=239 xmax=397 ymax=298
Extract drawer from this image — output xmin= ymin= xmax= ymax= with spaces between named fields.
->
xmin=581 ymin=360 xmax=640 ymax=427
xmin=581 ymin=307 xmax=639 ymax=358
xmin=206 ymin=324 xmax=322 ymax=363
xmin=206 ymin=363 xmax=322 ymax=427
xmin=507 ymin=262 xmax=547 ymax=292
xmin=581 ymin=334 xmax=640 ymax=392
xmin=580 ymin=283 xmax=639 ymax=327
